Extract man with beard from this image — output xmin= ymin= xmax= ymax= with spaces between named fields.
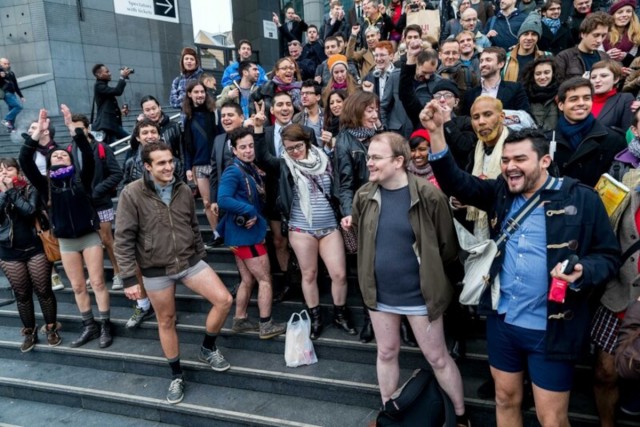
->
xmin=549 ymin=77 xmax=627 ymax=187
xmin=422 ymin=100 xmax=620 ymax=427
xmin=218 ymin=61 xmax=260 ymax=119
xmin=254 ymin=92 xmax=318 ymax=302
xmin=456 ymin=30 xmax=481 ymax=75
xmin=554 ymin=12 xmax=611 ymax=83
xmin=437 ymin=39 xmax=479 ymax=102
xmin=502 ymin=13 xmax=552 ymax=82
xmin=460 ymin=47 xmax=530 ymax=115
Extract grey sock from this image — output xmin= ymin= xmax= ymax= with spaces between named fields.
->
xmin=99 ymin=310 xmax=110 ymax=321
xmin=81 ymin=310 xmax=94 ymax=322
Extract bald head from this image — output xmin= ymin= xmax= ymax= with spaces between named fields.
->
xmin=0 ymin=58 xmax=9 ymax=69
xmin=460 ymin=9 xmax=479 ymax=31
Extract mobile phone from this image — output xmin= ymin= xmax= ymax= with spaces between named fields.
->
xmin=548 ymin=255 xmax=579 ymax=303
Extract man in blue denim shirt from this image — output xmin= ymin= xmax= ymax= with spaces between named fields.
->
xmin=422 ymin=98 xmax=620 ymax=427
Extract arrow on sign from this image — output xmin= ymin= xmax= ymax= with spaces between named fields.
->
xmin=155 ymin=0 xmax=173 ymax=15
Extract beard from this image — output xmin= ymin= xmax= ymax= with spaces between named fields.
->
xmin=476 ymin=126 xmax=501 ymax=144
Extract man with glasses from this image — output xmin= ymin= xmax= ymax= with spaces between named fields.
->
xmin=363 ymin=41 xmax=395 ymax=99
xmin=293 ymin=80 xmax=324 ymax=143
xmin=437 ymin=39 xmax=479 ymax=101
xmin=538 ymin=0 xmax=573 ymax=55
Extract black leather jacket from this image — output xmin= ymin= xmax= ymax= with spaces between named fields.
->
xmin=333 ymin=130 xmax=370 ymax=217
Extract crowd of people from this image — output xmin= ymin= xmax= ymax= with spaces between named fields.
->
xmin=2 ymin=0 xmax=640 ymax=425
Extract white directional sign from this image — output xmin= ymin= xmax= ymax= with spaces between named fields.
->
xmin=114 ymin=0 xmax=180 ymax=23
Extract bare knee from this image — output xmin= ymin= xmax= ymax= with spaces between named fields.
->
xmin=594 ymin=353 xmax=617 ymax=386
xmin=536 ymin=410 xmax=568 ymax=427
xmin=495 ymin=384 xmax=522 ymax=410
xmin=300 ymin=267 xmax=318 ymax=283
xmin=218 ymin=292 xmax=233 ymax=310
xmin=424 ymin=350 xmax=449 ymax=372
xmin=157 ymin=312 xmax=177 ymax=330
xmin=377 ymin=345 xmax=400 ymax=364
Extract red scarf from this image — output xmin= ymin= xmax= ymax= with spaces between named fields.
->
xmin=592 ymin=88 xmax=617 ymax=118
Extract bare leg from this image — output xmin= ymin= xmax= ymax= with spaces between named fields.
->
xmin=197 ymin=177 xmax=218 ymax=233
xmin=242 ymin=254 xmax=273 ymax=318
xmin=369 ymin=311 xmax=402 ymax=403
xmin=317 ymin=230 xmax=347 ymax=306
xmin=408 ymin=315 xmax=466 ymax=415
xmin=61 ymin=251 xmax=91 ymax=313
xmin=288 ymin=231 xmax=319 ymax=307
xmin=98 ymin=221 xmax=119 ymax=275
xmin=594 ymin=348 xmax=618 ymax=427
xmin=182 ymin=266 xmax=233 ymax=333
xmin=233 ymin=255 xmax=256 ymax=319
xmin=146 ymin=284 xmax=179 ymax=358
xmin=83 ymin=245 xmax=109 ymax=312
xmin=491 ymin=367 xmax=524 ymax=427
xmin=531 ymin=383 xmax=570 ymax=427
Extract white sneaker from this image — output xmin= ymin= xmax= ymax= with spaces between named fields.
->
xmin=51 ymin=274 xmax=64 ymax=291
xmin=112 ymin=275 xmax=124 ymax=290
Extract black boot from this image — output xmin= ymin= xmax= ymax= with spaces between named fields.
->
xmin=360 ymin=310 xmax=374 ymax=343
xmin=70 ymin=319 xmax=100 ymax=348
xmin=333 ymin=305 xmax=357 ymax=335
xmin=309 ymin=306 xmax=323 ymax=340
xmin=99 ymin=319 xmax=113 ymax=348
xmin=400 ymin=316 xmax=417 ymax=347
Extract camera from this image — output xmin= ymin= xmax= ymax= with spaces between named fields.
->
xmin=409 ymin=3 xmax=420 ymax=11
xmin=234 ymin=214 xmax=250 ymax=227
xmin=548 ymin=255 xmax=579 ymax=303
xmin=121 ymin=67 xmax=135 ymax=74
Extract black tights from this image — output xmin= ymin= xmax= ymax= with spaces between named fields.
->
xmin=0 ymin=253 xmax=55 ymax=329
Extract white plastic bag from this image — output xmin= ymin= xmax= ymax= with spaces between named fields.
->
xmin=284 ymin=310 xmax=318 ymax=368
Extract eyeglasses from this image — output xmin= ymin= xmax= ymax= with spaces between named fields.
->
xmin=278 ymin=66 xmax=295 ymax=71
xmin=433 ymin=93 xmax=455 ymax=100
xmin=285 ymin=142 xmax=306 ymax=153
xmin=366 ymin=154 xmax=396 ymax=162
xmin=301 ymin=91 xmax=317 ymax=96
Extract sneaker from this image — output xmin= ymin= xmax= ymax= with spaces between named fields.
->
xmin=1 ymin=120 xmax=9 ymax=128
xmin=231 ymin=317 xmax=259 ymax=333
xmin=126 ymin=305 xmax=155 ymax=329
xmin=204 ymin=236 xmax=224 ymax=251
xmin=259 ymin=319 xmax=286 ymax=340
xmin=40 ymin=323 xmax=62 ymax=347
xmin=51 ymin=274 xmax=64 ymax=291
xmin=111 ymin=275 xmax=124 ymax=290
xmin=85 ymin=278 xmax=91 ymax=289
xmin=198 ymin=346 xmax=230 ymax=372
xmin=166 ymin=377 xmax=185 ymax=404
xmin=20 ymin=327 xmax=37 ymax=352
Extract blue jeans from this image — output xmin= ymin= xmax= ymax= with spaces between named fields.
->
xmin=3 ymin=92 xmax=23 ymax=123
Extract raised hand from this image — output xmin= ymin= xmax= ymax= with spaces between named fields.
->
xmin=60 ymin=104 xmax=76 ymax=135
xmin=253 ymin=101 xmax=267 ymax=129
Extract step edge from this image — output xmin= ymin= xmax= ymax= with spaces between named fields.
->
xmin=0 ymin=375 xmax=321 ymax=427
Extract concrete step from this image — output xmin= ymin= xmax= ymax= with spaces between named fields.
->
xmin=0 ymin=357 xmax=376 ymax=426
xmin=0 ymin=396 xmax=181 ymax=426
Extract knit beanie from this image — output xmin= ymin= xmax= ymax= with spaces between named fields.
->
xmin=432 ymin=79 xmax=461 ymax=97
xmin=518 ymin=11 xmax=543 ymax=38
xmin=180 ymin=47 xmax=200 ymax=73
xmin=327 ymin=54 xmax=348 ymax=72
xmin=410 ymin=129 xmax=431 ymax=142
xmin=610 ymin=0 xmax=637 ymax=15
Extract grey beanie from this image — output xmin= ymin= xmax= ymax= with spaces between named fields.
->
xmin=517 ymin=12 xmax=542 ymax=38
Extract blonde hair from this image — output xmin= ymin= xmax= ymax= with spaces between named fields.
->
xmin=608 ymin=7 xmax=640 ymax=46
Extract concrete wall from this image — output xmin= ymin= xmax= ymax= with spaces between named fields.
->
xmin=231 ymin=0 xmax=282 ymax=72
xmin=0 ymin=0 xmax=194 ymax=125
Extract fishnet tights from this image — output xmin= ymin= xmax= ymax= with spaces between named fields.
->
xmin=0 ymin=253 xmax=55 ymax=329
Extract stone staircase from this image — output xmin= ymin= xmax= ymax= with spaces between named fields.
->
xmin=0 ymin=129 xmax=639 ymax=425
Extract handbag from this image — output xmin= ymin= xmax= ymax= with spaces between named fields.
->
xmin=34 ymin=216 xmax=61 ymax=263
xmin=308 ymin=175 xmax=358 ymax=254
xmin=456 ymin=177 xmax=558 ymax=308
xmin=376 ymin=368 xmax=456 ymax=427
xmin=284 ymin=310 xmax=318 ymax=368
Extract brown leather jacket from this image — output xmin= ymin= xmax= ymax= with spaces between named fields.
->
xmin=114 ymin=173 xmax=206 ymax=287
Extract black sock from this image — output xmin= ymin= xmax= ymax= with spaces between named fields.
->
xmin=456 ymin=413 xmax=468 ymax=426
xmin=168 ymin=356 xmax=182 ymax=378
xmin=202 ymin=332 xmax=217 ymax=351
xmin=260 ymin=316 xmax=271 ymax=323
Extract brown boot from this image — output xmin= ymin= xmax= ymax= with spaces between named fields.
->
xmin=20 ymin=327 xmax=37 ymax=352
xmin=41 ymin=323 xmax=62 ymax=347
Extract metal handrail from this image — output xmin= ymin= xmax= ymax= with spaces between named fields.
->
xmin=110 ymin=113 xmax=182 ymax=156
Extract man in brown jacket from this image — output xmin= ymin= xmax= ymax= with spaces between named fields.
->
xmin=114 ymin=141 xmax=232 ymax=405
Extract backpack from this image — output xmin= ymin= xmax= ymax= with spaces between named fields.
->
xmin=376 ymin=368 xmax=456 ymax=427
xmin=66 ymin=142 xmax=117 ymax=197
